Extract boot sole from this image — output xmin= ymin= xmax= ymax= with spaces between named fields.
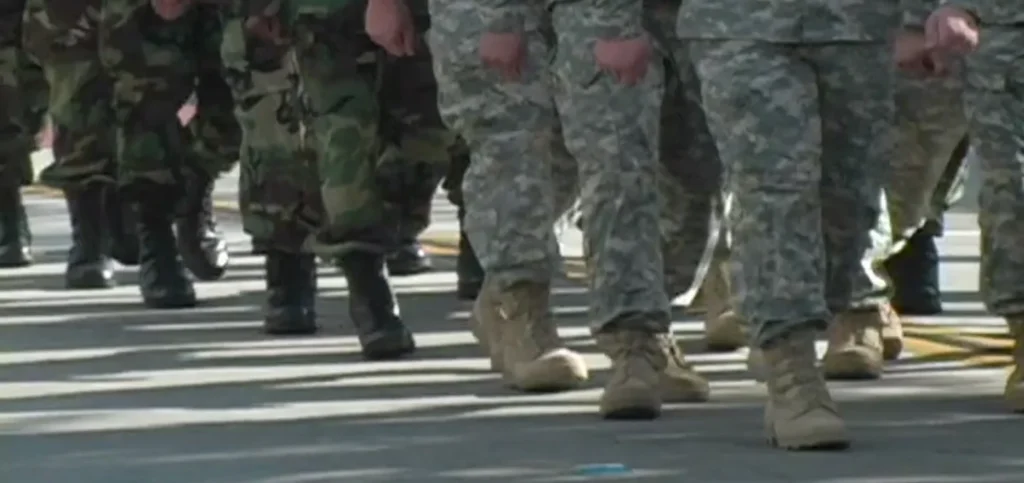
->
xmin=602 ymin=405 xmax=659 ymax=421
xmin=143 ymin=297 xmax=198 ymax=309
xmin=388 ymin=264 xmax=432 ymax=277
xmin=769 ymin=434 xmax=850 ymax=451
xmin=0 ymin=259 xmax=32 ymax=268
xmin=264 ymin=321 xmax=318 ymax=336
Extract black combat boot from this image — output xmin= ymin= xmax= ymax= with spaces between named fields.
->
xmin=337 ymin=251 xmax=415 ymax=360
xmin=387 ymin=238 xmax=431 ymax=275
xmin=136 ymin=195 xmax=196 ymax=309
xmin=104 ymin=185 xmax=139 ymax=266
xmin=885 ymin=228 xmax=942 ymax=315
xmin=64 ymin=185 xmax=116 ymax=288
xmin=176 ymin=174 xmax=229 ymax=281
xmin=0 ymin=185 xmax=32 ymax=268
xmin=263 ymin=251 xmax=318 ymax=335
xmin=455 ymin=206 xmax=483 ymax=300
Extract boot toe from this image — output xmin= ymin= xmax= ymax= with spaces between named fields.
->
xmin=0 ymin=248 xmax=32 ymax=268
xmin=600 ymin=377 xmax=662 ymax=420
xmin=659 ymin=372 xmax=711 ymax=403
xmin=823 ymin=347 xmax=883 ymax=380
xmin=179 ymin=234 xmax=229 ymax=281
xmin=387 ymin=246 xmax=431 ymax=276
xmin=142 ymin=286 xmax=197 ymax=309
xmin=361 ymin=328 xmax=416 ymax=360
xmin=65 ymin=263 xmax=116 ymax=289
xmin=264 ymin=307 xmax=318 ymax=335
xmin=504 ymin=348 xmax=589 ymax=392
xmin=704 ymin=312 xmax=747 ymax=352
xmin=767 ymin=408 xmax=850 ymax=451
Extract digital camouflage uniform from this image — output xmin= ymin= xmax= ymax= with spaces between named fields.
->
xmin=430 ymin=0 xmax=710 ymax=420
xmin=224 ymin=0 xmax=321 ymax=334
xmin=868 ymin=62 xmax=968 ymax=320
xmin=0 ymin=0 xmax=47 ymax=267
xmin=645 ymin=0 xmax=741 ymax=352
xmin=930 ymin=0 xmax=1024 ymax=410
xmin=679 ymin=0 xmax=903 ymax=449
xmin=442 ymin=136 xmax=485 ymax=300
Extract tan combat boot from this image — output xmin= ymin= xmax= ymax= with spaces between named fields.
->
xmin=702 ymin=259 xmax=746 ymax=351
xmin=468 ymin=276 xmax=502 ymax=372
xmin=763 ymin=328 xmax=849 ymax=450
xmin=1003 ymin=319 xmax=1024 ymax=412
xmin=596 ymin=330 xmax=668 ymax=419
xmin=661 ymin=337 xmax=712 ymax=403
xmin=822 ymin=309 xmax=885 ymax=380
xmin=493 ymin=281 xmax=588 ymax=391
xmin=879 ymin=303 xmax=904 ymax=360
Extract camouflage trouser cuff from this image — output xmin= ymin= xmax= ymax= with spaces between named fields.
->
xmin=305 ymin=224 xmax=397 ymax=258
xmin=590 ymin=313 xmax=672 ymax=336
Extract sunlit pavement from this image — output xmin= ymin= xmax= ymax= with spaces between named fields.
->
xmin=2 ymin=160 xmax=1022 ymax=482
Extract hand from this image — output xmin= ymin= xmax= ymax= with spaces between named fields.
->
xmin=244 ymin=14 xmax=288 ymax=45
xmin=366 ymin=0 xmax=416 ymax=57
xmin=925 ymin=6 xmax=980 ymax=55
xmin=894 ymin=30 xmax=938 ymax=76
xmin=151 ymin=0 xmax=193 ymax=20
xmin=479 ymin=32 xmax=525 ymax=82
xmin=594 ymin=35 xmax=652 ymax=86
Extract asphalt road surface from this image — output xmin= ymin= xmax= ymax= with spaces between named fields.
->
xmin=0 ymin=156 xmax=1018 ymax=482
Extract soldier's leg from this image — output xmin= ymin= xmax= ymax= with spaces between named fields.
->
xmin=693 ymin=40 xmax=853 ymax=447
xmin=379 ymin=157 xmax=444 ymax=276
xmin=815 ymin=43 xmax=895 ymax=379
xmin=429 ymin=1 xmax=589 ymax=391
xmin=554 ymin=3 xmax=709 ymax=419
xmin=177 ymin=3 xmax=237 ymax=281
xmin=22 ymin=0 xmax=124 ymax=288
xmin=443 ymin=138 xmax=484 ymax=300
xmin=882 ymin=76 xmax=967 ymax=317
xmin=100 ymin=0 xmax=201 ymax=308
xmin=295 ymin=8 xmax=417 ymax=360
xmin=886 ymin=135 xmax=969 ymax=315
xmin=221 ymin=9 xmax=320 ymax=335
xmin=825 ymin=189 xmax=897 ymax=378
xmin=962 ymin=27 xmax=1024 ymax=412
xmin=0 ymin=4 xmax=42 ymax=267
xmin=648 ymin=2 xmax=738 ymax=352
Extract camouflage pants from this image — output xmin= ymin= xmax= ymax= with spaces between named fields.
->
xmin=966 ymin=27 xmax=1024 ymax=318
xmin=20 ymin=0 xmax=119 ymax=189
xmin=430 ymin=1 xmax=670 ymax=332
xmin=189 ymin=4 xmax=241 ymax=182
xmin=647 ymin=1 xmax=725 ymax=303
xmin=221 ymin=8 xmax=319 ymax=253
xmin=24 ymin=0 xmax=236 ymax=203
xmin=691 ymin=41 xmax=891 ymax=347
xmin=0 ymin=0 xmax=47 ymax=188
xmin=849 ymin=72 xmax=969 ymax=308
xmin=293 ymin=5 xmax=452 ymax=256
